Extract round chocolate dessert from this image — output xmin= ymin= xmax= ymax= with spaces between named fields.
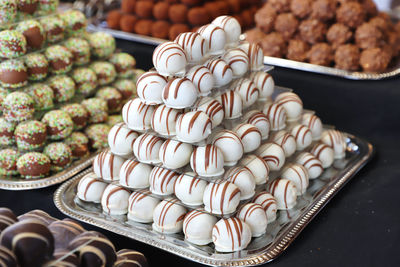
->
xmin=110 ymin=53 xmax=136 ymax=78
xmin=64 ymin=37 xmax=91 ymax=66
xmin=71 ymin=67 xmax=98 ymax=96
xmin=113 ymin=79 xmax=136 ymax=100
xmin=84 ymin=123 xmax=110 ymax=150
xmin=17 ymin=152 xmax=51 ymax=178
xmin=43 ymin=142 xmax=72 ymax=171
xmin=59 ymin=9 xmax=87 ymax=35
xmin=90 ymin=61 xmax=117 ymax=85
xmin=41 ymin=109 xmax=74 ymax=140
xmin=25 ymin=83 xmax=54 ymax=110
xmin=87 ymin=32 xmax=116 ymax=59
xmin=39 ymin=15 xmax=65 ymax=43
xmin=44 ymin=45 xmax=73 ymax=74
xmin=0 ymin=117 xmax=16 ymax=146
xmin=24 ymin=53 xmax=48 ymax=81
xmin=95 ymin=86 xmax=123 ymax=113
xmin=35 ymin=0 xmax=58 ymax=16
xmin=0 ymin=59 xmax=28 ymax=89
xmin=0 ymin=30 xmax=27 ymax=59
xmin=2 ymin=92 xmax=34 ymax=122
xmin=16 ymin=19 xmax=45 ymax=49
xmin=48 ymin=75 xmax=75 ymax=103
xmin=0 ymin=0 xmax=17 ymax=25
xmin=65 ymin=132 xmax=89 ymax=158
xmin=14 ymin=120 xmax=47 ymax=151
xmin=61 ymin=103 xmax=89 ymax=130
xmin=18 ymin=0 xmax=38 ymax=15
xmin=0 ymin=148 xmax=19 ymax=176
xmin=81 ymin=98 xmax=108 ymax=123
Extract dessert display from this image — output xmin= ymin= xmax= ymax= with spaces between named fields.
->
xmin=0 ymin=3 xmax=143 ymax=188
xmin=104 ymin=0 xmax=263 ymax=40
xmin=247 ymin=0 xmax=400 ymax=73
xmin=64 ymin=16 xmax=356 ymax=255
xmin=0 ymin=207 xmax=148 ymax=267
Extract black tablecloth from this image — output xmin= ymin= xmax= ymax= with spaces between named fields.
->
xmin=1 ymin=39 xmax=399 ymax=267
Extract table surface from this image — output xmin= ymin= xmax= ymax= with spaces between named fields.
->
xmin=1 ymin=39 xmax=399 ymax=267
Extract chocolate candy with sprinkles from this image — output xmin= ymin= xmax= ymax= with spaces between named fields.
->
xmin=62 ymin=103 xmax=89 ymax=130
xmin=59 ymin=9 xmax=87 ymax=35
xmin=43 ymin=142 xmax=72 ymax=171
xmin=48 ymin=218 xmax=84 ymax=250
xmin=17 ymin=152 xmax=51 ymax=178
xmin=96 ymin=86 xmax=123 ymax=113
xmin=65 ymin=132 xmax=89 ymax=158
xmin=45 ymin=45 xmax=73 ymax=74
xmin=15 ymin=120 xmax=47 ymax=151
xmin=110 ymin=52 xmax=136 ymax=78
xmin=0 ymin=208 xmax=17 ymax=233
xmin=25 ymin=83 xmax=54 ymax=110
xmin=84 ymin=123 xmax=110 ymax=150
xmin=24 ymin=53 xmax=48 ymax=81
xmin=0 ymin=30 xmax=27 ymax=59
xmin=18 ymin=0 xmax=38 ymax=15
xmin=0 ymin=0 xmax=17 ymax=25
xmin=0 ymin=219 xmax=54 ymax=267
xmin=81 ymin=98 xmax=109 ymax=124
xmin=0 ymin=117 xmax=16 ymax=146
xmin=35 ymin=0 xmax=58 ymax=16
xmin=0 ymin=149 xmax=19 ymax=176
xmin=115 ymin=249 xmax=148 ymax=267
xmin=107 ymin=114 xmax=123 ymax=126
xmin=16 ymin=19 xmax=45 ymax=49
xmin=0 ymin=245 xmax=17 ymax=267
xmin=90 ymin=61 xmax=117 ymax=86
xmin=113 ymin=79 xmax=136 ymax=100
xmin=64 ymin=37 xmax=91 ymax=66
xmin=0 ymin=59 xmax=28 ymax=89
xmin=68 ymin=231 xmax=116 ymax=267
xmin=71 ymin=67 xmax=98 ymax=96
xmin=2 ymin=92 xmax=34 ymax=122
xmin=41 ymin=110 xmax=74 ymax=140
xmin=40 ymin=15 xmax=65 ymax=43
xmin=88 ymin=32 xmax=116 ymax=59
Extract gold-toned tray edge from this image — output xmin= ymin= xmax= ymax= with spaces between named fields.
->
xmin=54 ymin=134 xmax=374 ymax=266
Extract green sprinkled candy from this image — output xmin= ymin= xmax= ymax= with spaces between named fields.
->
xmin=0 ymin=87 xmax=10 ymax=110
xmin=61 ymin=103 xmax=88 ymax=130
xmin=90 ymin=61 xmax=117 ymax=85
xmin=15 ymin=120 xmax=47 ymax=151
xmin=0 ymin=30 xmax=27 ymax=58
xmin=110 ymin=52 xmax=136 ymax=78
xmin=71 ymin=67 xmax=97 ymax=96
xmin=48 ymin=75 xmax=76 ymax=102
xmin=106 ymin=114 xmax=123 ymax=126
xmin=18 ymin=0 xmax=38 ymax=15
xmin=24 ymin=53 xmax=49 ymax=81
xmin=43 ymin=142 xmax=72 ymax=171
xmin=65 ymin=131 xmax=89 ymax=158
xmin=96 ymin=86 xmax=123 ymax=113
xmin=113 ymin=79 xmax=136 ymax=100
xmin=16 ymin=19 xmax=45 ymax=49
xmin=35 ymin=0 xmax=58 ymax=16
xmin=85 ymin=123 xmax=110 ymax=150
xmin=41 ymin=109 xmax=74 ymax=140
xmin=25 ymin=83 xmax=54 ymax=110
xmin=40 ymin=15 xmax=65 ymax=43
xmin=0 ymin=148 xmax=19 ymax=176
xmin=88 ymin=32 xmax=116 ymax=59
xmin=0 ymin=117 xmax=16 ymax=146
xmin=59 ymin=9 xmax=87 ymax=35
xmin=17 ymin=151 xmax=50 ymax=178
xmin=81 ymin=97 xmax=108 ymax=124
xmin=0 ymin=0 xmax=17 ymax=26
xmin=0 ymin=59 xmax=28 ymax=88
xmin=3 ymin=91 xmax=34 ymax=122
xmin=45 ymin=45 xmax=73 ymax=74
xmin=64 ymin=37 xmax=91 ymax=66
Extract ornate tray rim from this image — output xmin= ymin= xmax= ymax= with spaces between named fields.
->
xmin=0 ymin=153 xmax=98 ymax=190
xmin=54 ymin=134 xmax=374 ymax=266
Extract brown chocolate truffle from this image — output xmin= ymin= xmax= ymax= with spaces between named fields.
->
xmin=362 ymin=0 xmax=378 ymax=18
xmin=241 ymin=9 xmax=255 ymax=29
xmin=49 ymin=219 xmax=85 ymax=250
xmin=355 ymin=23 xmax=383 ymax=49
xmin=336 ymin=2 xmax=365 ymax=28
xmin=360 ymin=47 xmax=391 ymax=72
xmin=287 ymin=39 xmax=310 ymax=61
xmin=153 ymin=2 xmax=169 ymax=20
xmin=121 ymin=0 xmax=136 ymax=13
xmin=245 ymin=28 xmax=266 ymax=45
xmin=290 ymin=0 xmax=311 ymax=19
xmin=216 ymin=1 xmax=230 ymax=15
xmin=136 ymin=1 xmax=153 ymax=18
xmin=188 ymin=7 xmax=210 ymax=26
xmin=134 ymin=20 xmax=153 ymax=35
xmin=255 ymin=4 xmax=277 ymax=34
xmin=18 ymin=0 xmax=38 ymax=14
xmin=369 ymin=16 xmax=390 ymax=33
xmin=334 ymin=44 xmax=360 ymax=71
xmin=169 ymin=4 xmax=188 ymax=24
xmin=107 ymin=10 xmax=122 ymax=30
xmin=274 ymin=13 xmax=299 ymax=41
xmin=326 ymin=23 xmax=352 ymax=49
xmin=169 ymin=24 xmax=190 ymax=40
xmin=299 ymin=19 xmax=327 ymax=44
xmin=268 ymin=0 xmax=291 ymax=13
xmin=261 ymin=32 xmax=287 ymax=57
xmin=204 ymin=2 xmax=224 ymax=20
xmin=16 ymin=20 xmax=45 ymax=49
xmin=151 ymin=21 xmax=170 ymax=39
xmin=227 ymin=0 xmax=241 ymax=13
xmin=308 ymin=43 xmax=333 ymax=66
xmin=311 ymin=0 xmax=336 ymax=21
xmin=16 ymin=152 xmax=51 ymax=178
xmin=120 ymin=15 xmax=138 ymax=33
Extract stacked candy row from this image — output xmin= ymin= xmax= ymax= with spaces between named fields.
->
xmin=0 ymin=207 xmax=148 ymax=267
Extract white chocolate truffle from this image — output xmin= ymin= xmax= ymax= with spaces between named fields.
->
xmin=190 ymin=144 xmax=225 ymax=177
xmin=295 ymin=152 xmax=323 ymax=179
xmin=212 ymin=16 xmax=241 ymax=45
xmin=281 ymin=163 xmax=309 ymax=195
xmin=101 ymin=184 xmax=131 ymax=215
xmin=250 ymin=71 xmax=274 ymax=99
xmin=253 ymin=192 xmax=277 ymax=223
xmin=119 ymin=159 xmax=152 ymax=189
xmin=275 ymin=92 xmax=303 ymax=121
xmin=291 ymin=124 xmax=313 ymax=151
xmin=268 ymin=178 xmax=297 ymax=210
xmin=272 ymin=130 xmax=297 ymax=157
xmin=175 ymin=32 xmax=207 ymax=64
xmin=176 ymin=111 xmax=212 ymax=143
xmin=223 ymin=48 xmax=249 ymax=77
xmin=149 ymin=166 xmax=179 ymax=196
xmin=77 ymin=172 xmax=108 ymax=203
xmin=159 ymin=139 xmax=193 ymax=169
xmin=205 ymin=59 xmax=233 ymax=87
xmin=224 ymin=167 xmax=256 ymax=200
xmin=128 ymin=189 xmax=160 ymax=223
xmin=136 ymin=71 xmax=167 ymax=105
xmin=321 ymin=130 xmax=346 ymax=159
xmin=212 ymin=217 xmax=252 ymax=252
xmin=152 ymin=198 xmax=187 ymax=234
xmin=310 ymin=143 xmax=334 ymax=168
xmin=93 ymin=150 xmax=125 ymax=181
xmin=233 ymin=78 xmax=259 ymax=108
xmin=174 ymin=172 xmax=208 ymax=206
xmin=256 ymin=142 xmax=286 ymax=171
xmin=197 ymin=24 xmax=226 ymax=55
xmin=153 ymin=42 xmax=187 ymax=76
xmin=183 ymin=210 xmax=217 ymax=245
xmin=133 ymin=133 xmax=164 ymax=164
xmin=212 ymin=130 xmax=244 ymax=166
xmin=203 ymin=180 xmax=241 ymax=215
xmin=243 ymin=110 xmax=270 ymax=140
xmin=162 ymin=78 xmax=198 ymax=109
xmin=238 ymin=42 xmax=264 ymax=71
xmin=263 ymin=103 xmax=287 ymax=131
xmin=218 ymin=90 xmax=243 ymax=119
xmin=237 ymin=203 xmax=268 ymax=237
xmin=122 ymin=98 xmax=154 ymax=131
xmin=195 ymin=97 xmax=224 ymax=128
xmin=233 ymin=123 xmax=262 ymax=153
xmin=239 ymin=155 xmax=269 ymax=185
xmin=108 ymin=123 xmax=137 ymax=158
xmin=186 ymin=65 xmax=214 ymax=96
xmin=151 ymin=104 xmax=182 ymax=136
xmin=301 ymin=113 xmax=323 ymax=140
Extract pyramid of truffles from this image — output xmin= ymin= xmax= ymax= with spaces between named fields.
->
xmin=0 ymin=2 xmax=143 ymax=180
xmin=77 ymin=15 xmax=348 ymax=253
xmin=246 ymin=0 xmax=400 ymax=72
xmin=0 ymin=207 xmax=148 ymax=267
xmin=106 ymin=0 xmax=263 ymax=40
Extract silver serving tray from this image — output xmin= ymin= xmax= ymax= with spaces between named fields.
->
xmin=54 ymin=134 xmax=373 ymax=266
xmin=0 ymin=153 xmax=97 ymax=190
